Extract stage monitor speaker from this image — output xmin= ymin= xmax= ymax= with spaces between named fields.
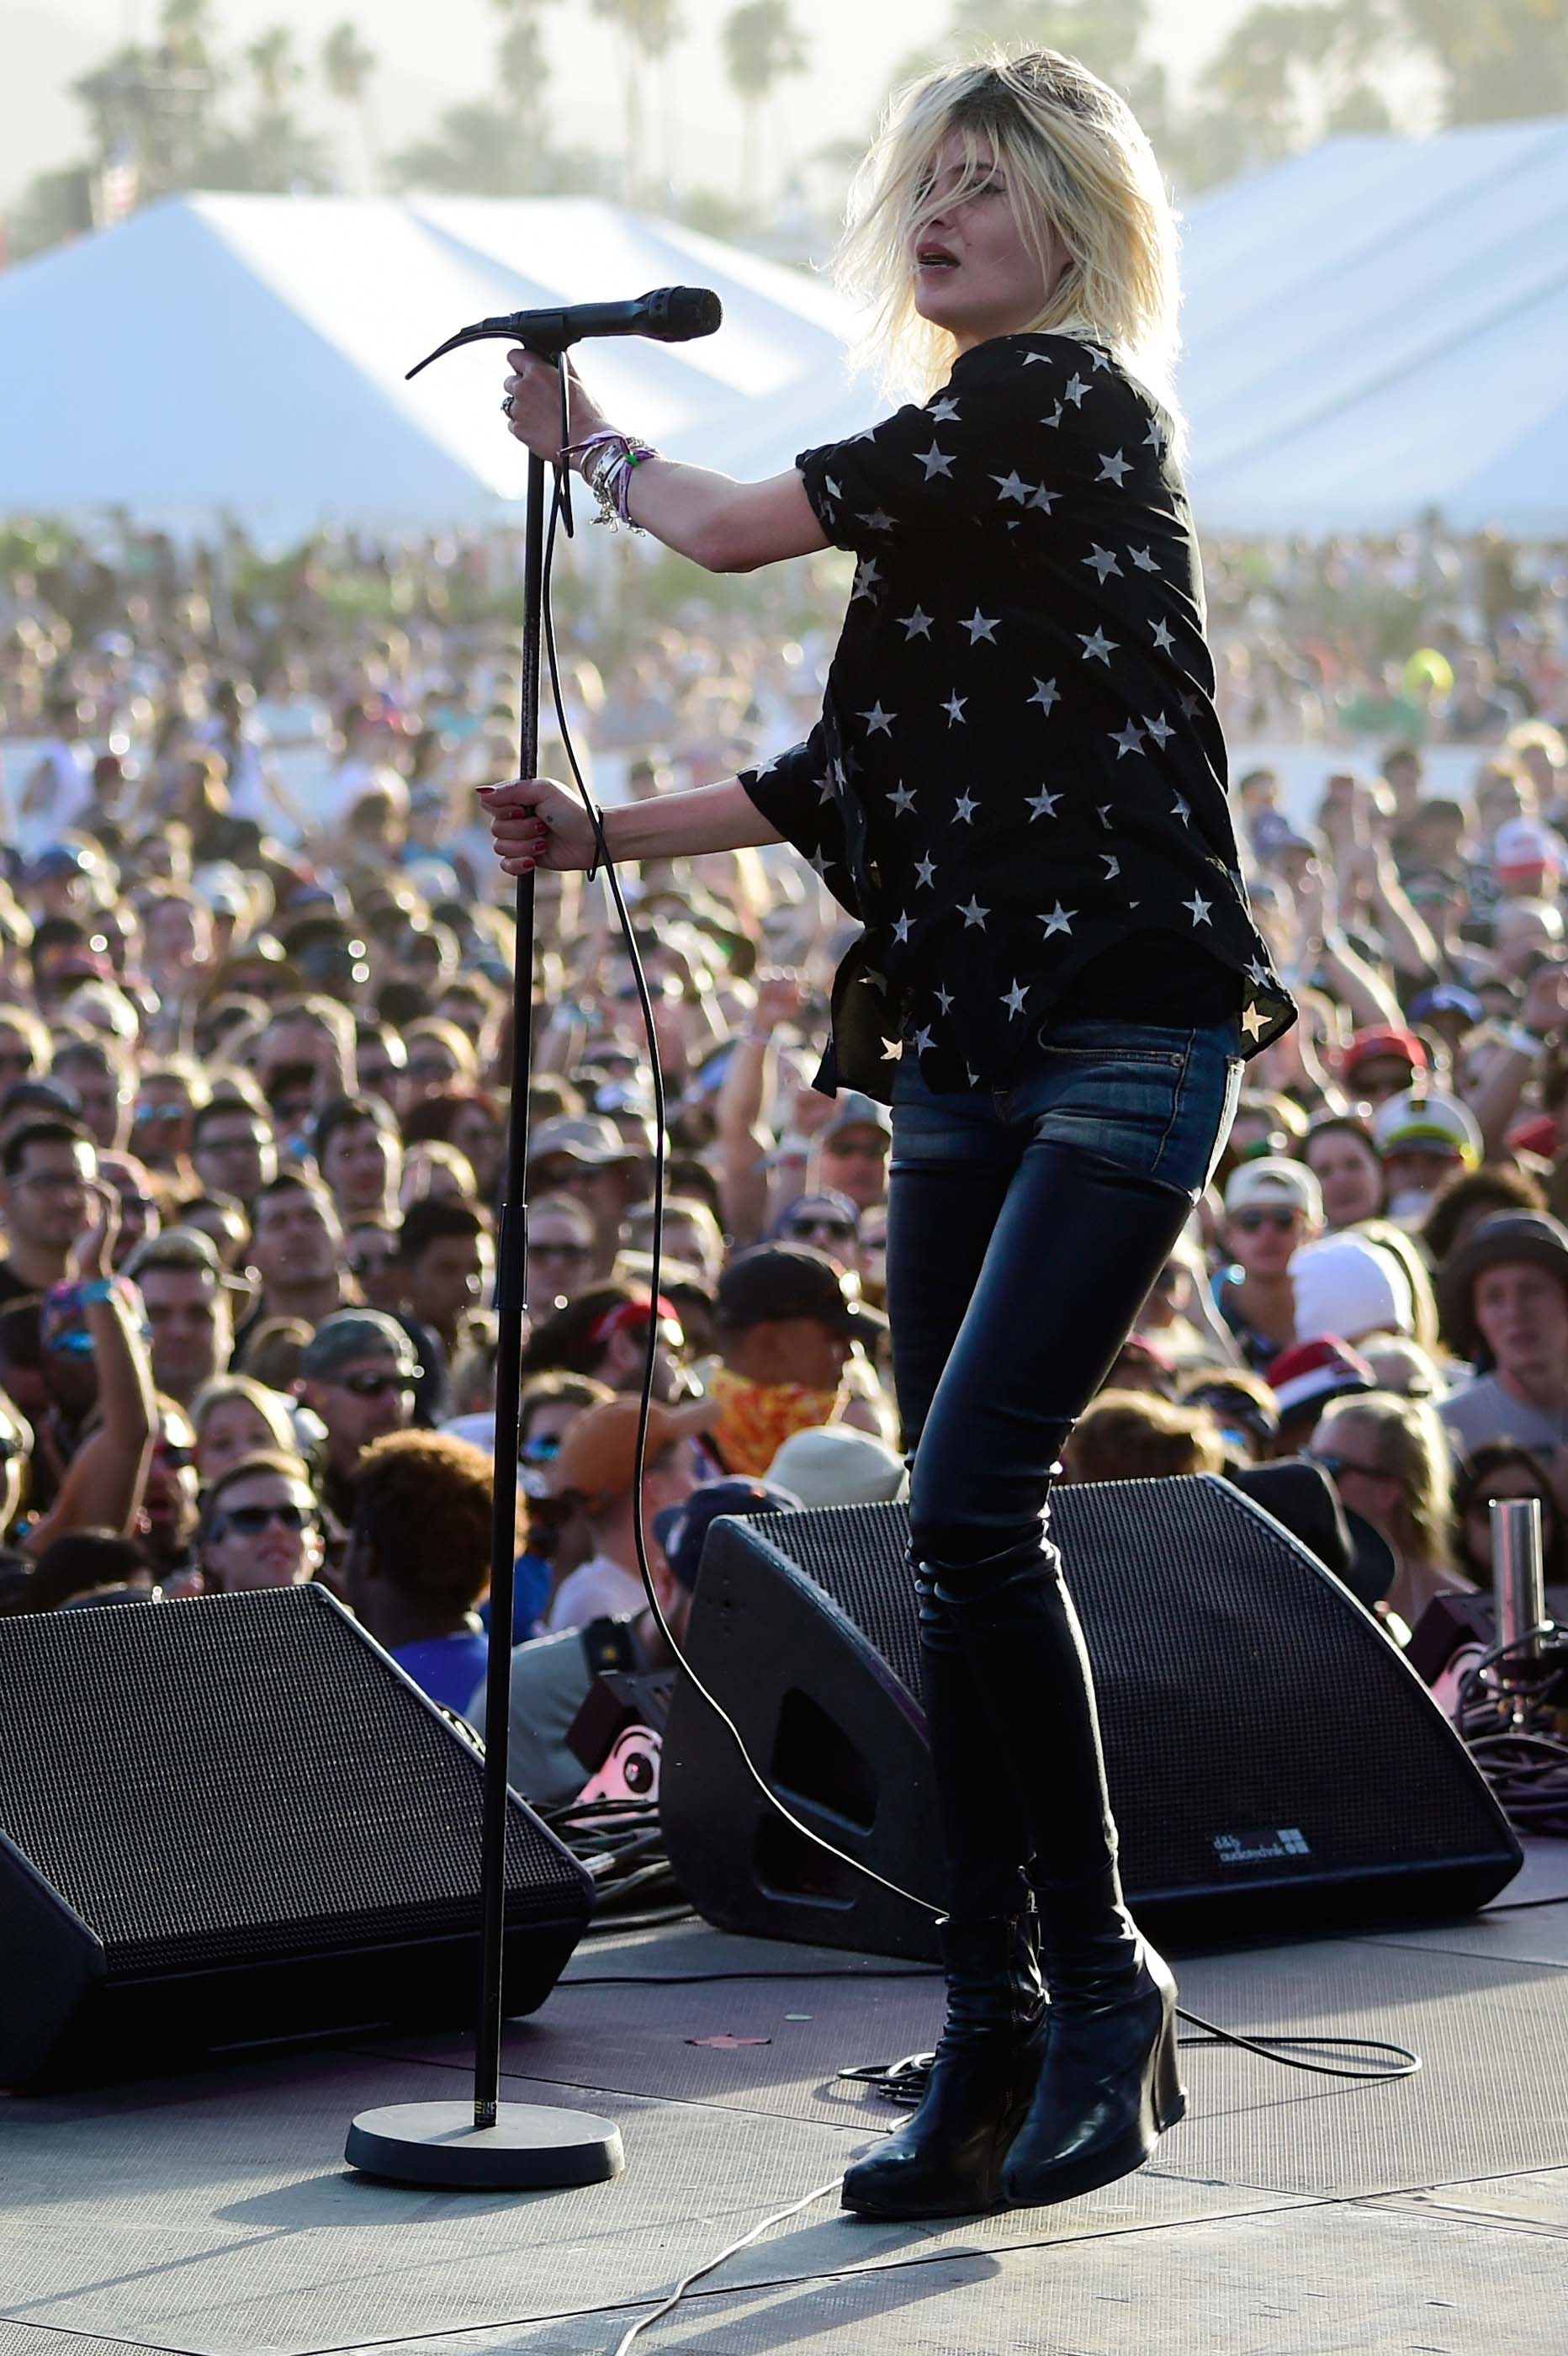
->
xmin=660 ymin=1479 xmax=1521 ymax=1961
xmin=0 ymin=1585 xmax=595 ymax=2087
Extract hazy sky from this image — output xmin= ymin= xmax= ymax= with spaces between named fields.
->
xmin=3 ymin=0 xmax=1265 ymax=205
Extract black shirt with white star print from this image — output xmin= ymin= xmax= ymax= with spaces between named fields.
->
xmin=737 ymin=331 xmax=1296 ymax=1100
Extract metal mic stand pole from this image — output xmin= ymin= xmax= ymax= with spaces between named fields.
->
xmin=346 ymin=438 xmax=621 ymax=2192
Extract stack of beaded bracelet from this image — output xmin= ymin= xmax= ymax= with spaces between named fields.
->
xmin=568 ymin=429 xmax=660 ymax=531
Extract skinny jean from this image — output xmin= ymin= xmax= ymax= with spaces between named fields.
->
xmin=887 ymin=1013 xmax=1244 ymax=1923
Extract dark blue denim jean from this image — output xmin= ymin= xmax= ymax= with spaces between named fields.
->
xmin=887 ymin=1014 xmax=1243 ymax=1920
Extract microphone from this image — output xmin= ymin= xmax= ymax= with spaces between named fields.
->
xmin=407 ymin=285 xmax=722 ymax=378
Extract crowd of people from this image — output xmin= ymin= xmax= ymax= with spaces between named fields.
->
xmin=1 ymin=513 xmax=1566 ymax=1808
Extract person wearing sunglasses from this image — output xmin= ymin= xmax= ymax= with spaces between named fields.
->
xmin=1213 ymin=1158 xmax=1324 ymax=1373
xmin=296 ymin=1308 xmax=421 ymax=1530
xmin=1307 ymin=1394 xmax=1471 ymax=1637
xmin=524 ymin=1192 xmax=599 ymax=1313
xmin=199 ymin=1450 xmax=324 ymax=1595
xmin=772 ymin=1189 xmax=864 ymax=1276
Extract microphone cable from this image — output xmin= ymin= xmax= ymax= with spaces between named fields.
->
xmin=520 ymin=367 xmax=1422 ymax=2351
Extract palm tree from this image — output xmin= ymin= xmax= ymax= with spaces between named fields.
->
xmin=591 ymin=0 xmax=685 ymax=200
xmin=721 ymin=2 xmax=808 ymax=199
xmin=246 ymin=25 xmax=305 ymax=112
xmin=320 ymin=20 xmax=379 ymax=190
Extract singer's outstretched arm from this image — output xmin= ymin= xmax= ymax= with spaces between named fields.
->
xmin=501 ymin=348 xmax=829 ymax=573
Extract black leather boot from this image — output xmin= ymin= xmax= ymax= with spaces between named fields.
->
xmin=841 ymin=1908 xmax=1049 ymax=2219
xmin=1001 ymin=1872 xmax=1185 ymax=2209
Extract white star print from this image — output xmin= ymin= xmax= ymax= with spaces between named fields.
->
xmin=1144 ymin=711 xmax=1174 ymax=746
xmin=927 ymin=395 xmax=961 ymax=423
xmin=1102 ymin=853 xmax=1120 ymax=879
xmin=858 ymin=508 xmax=895 ymax=532
xmin=899 ymin=606 xmax=934 ymax=639
xmin=891 ymin=910 xmax=913 ymax=944
xmin=1022 ymin=351 xmax=1053 ymax=366
xmin=935 ymin=985 xmax=954 ymax=1013
xmin=942 ymin=692 xmax=968 ymax=725
xmin=913 ymin=1027 xmax=935 ymax=1054
xmin=1172 ymin=793 xmax=1191 ymax=824
xmin=1179 ymin=692 xmax=1204 ymax=719
xmin=1088 ymin=347 xmax=1111 ymax=369
xmin=1184 ymin=891 xmax=1212 ymax=926
xmin=1002 ymin=980 xmax=1029 ymax=1017
xmin=916 ymin=443 xmax=955 ymax=480
xmin=888 ymin=782 xmax=917 ymax=816
xmin=1041 ymin=402 xmax=1063 ymax=429
xmin=952 ymin=791 xmax=977 ymax=824
xmin=991 ymin=470 xmax=1031 ymax=503
xmin=1028 ymin=677 xmax=1061 ymax=715
xmin=861 ymin=702 xmax=894 ymax=736
xmin=823 ymin=475 xmax=843 ymax=501
xmin=850 ymin=557 xmax=882 ymax=601
xmin=961 ymin=609 xmax=999 ymax=644
xmin=1079 ymin=628 xmax=1116 ymax=663
xmin=1030 ymin=485 xmax=1058 ymax=513
xmin=881 ymin=1037 xmax=903 ymax=1062
xmin=1130 ymin=546 xmax=1160 ymax=573
xmin=1041 ymin=902 xmax=1075 ymax=939
xmin=1063 ymin=373 xmax=1089 ymax=406
xmin=1098 ymin=450 xmax=1131 ymax=486
xmin=959 ymin=896 xmax=988 ymax=929
xmin=1144 ymin=417 xmax=1166 ymax=450
xmin=1245 ymin=958 xmax=1271 ymax=988
xmin=859 ymin=970 xmax=888 ymax=992
xmin=1083 ymin=544 xmax=1124 ymax=583
xmin=1110 ymin=721 xmax=1145 ymax=759
xmin=1026 ymin=787 xmax=1062 ymax=820
xmin=1241 ymin=1004 xmax=1268 ymax=1041
xmin=1151 ymin=618 xmax=1175 ymax=654
xmin=816 ymin=772 xmax=834 ymax=804
xmin=1098 ymin=804 xmax=1114 ymax=828
xmin=914 ymin=854 xmax=937 ymax=888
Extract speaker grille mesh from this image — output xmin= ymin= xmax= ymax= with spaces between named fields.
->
xmin=0 ymin=1588 xmax=578 ymax=1972
xmin=730 ymin=1480 xmax=1506 ymax=1880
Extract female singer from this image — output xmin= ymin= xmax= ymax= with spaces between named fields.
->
xmin=482 ymin=49 xmax=1295 ymax=2219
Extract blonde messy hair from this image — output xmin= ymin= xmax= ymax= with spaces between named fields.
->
xmin=836 ymin=48 xmax=1187 ymax=460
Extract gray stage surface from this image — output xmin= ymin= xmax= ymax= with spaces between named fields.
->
xmin=3 ymin=1846 xmax=1566 ymax=2356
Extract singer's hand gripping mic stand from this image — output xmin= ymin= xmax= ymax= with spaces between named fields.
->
xmin=343 ymin=300 xmax=676 ymax=2192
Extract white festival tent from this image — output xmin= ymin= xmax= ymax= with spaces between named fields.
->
xmin=0 ymin=192 xmax=856 ymax=539
xmin=1180 ymin=114 xmax=1568 ymax=535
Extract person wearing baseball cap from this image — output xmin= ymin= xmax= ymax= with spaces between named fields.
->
xmin=525 ymin=1114 xmax=644 ymax=1280
xmin=816 ymin=1092 xmax=892 ymax=1213
xmin=296 ymin=1308 xmax=422 ymax=1526
xmin=476 ymin=1475 xmax=797 ymax=1811
xmin=1492 ymin=816 xmax=1563 ymax=899
xmin=1370 ymin=1087 xmax=1481 ymax=1225
xmin=1339 ymin=1027 xmax=1428 ymax=1107
xmin=708 ymin=1242 xmax=879 ymax=1476
xmin=1216 ymin=1159 xmax=1324 ymax=1372
xmin=1264 ymin=1335 xmax=1380 ymax=1457
xmin=1437 ymin=1212 xmax=1568 ymax=1464
xmin=541 ymin=1393 xmax=707 ymax=1633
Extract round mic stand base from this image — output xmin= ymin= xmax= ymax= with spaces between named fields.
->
xmin=345 ymin=2099 xmax=624 ymax=2190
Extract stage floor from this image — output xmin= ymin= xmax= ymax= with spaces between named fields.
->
xmin=3 ymin=1847 xmax=1566 ymax=2356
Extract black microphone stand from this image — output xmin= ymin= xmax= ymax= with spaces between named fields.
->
xmin=345 ymin=325 xmax=622 ymax=2191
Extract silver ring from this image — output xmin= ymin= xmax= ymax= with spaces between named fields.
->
xmin=501 ymin=394 xmax=515 ymax=417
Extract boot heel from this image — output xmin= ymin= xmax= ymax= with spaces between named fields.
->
xmin=1151 ymin=2012 xmax=1185 ymax=2132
